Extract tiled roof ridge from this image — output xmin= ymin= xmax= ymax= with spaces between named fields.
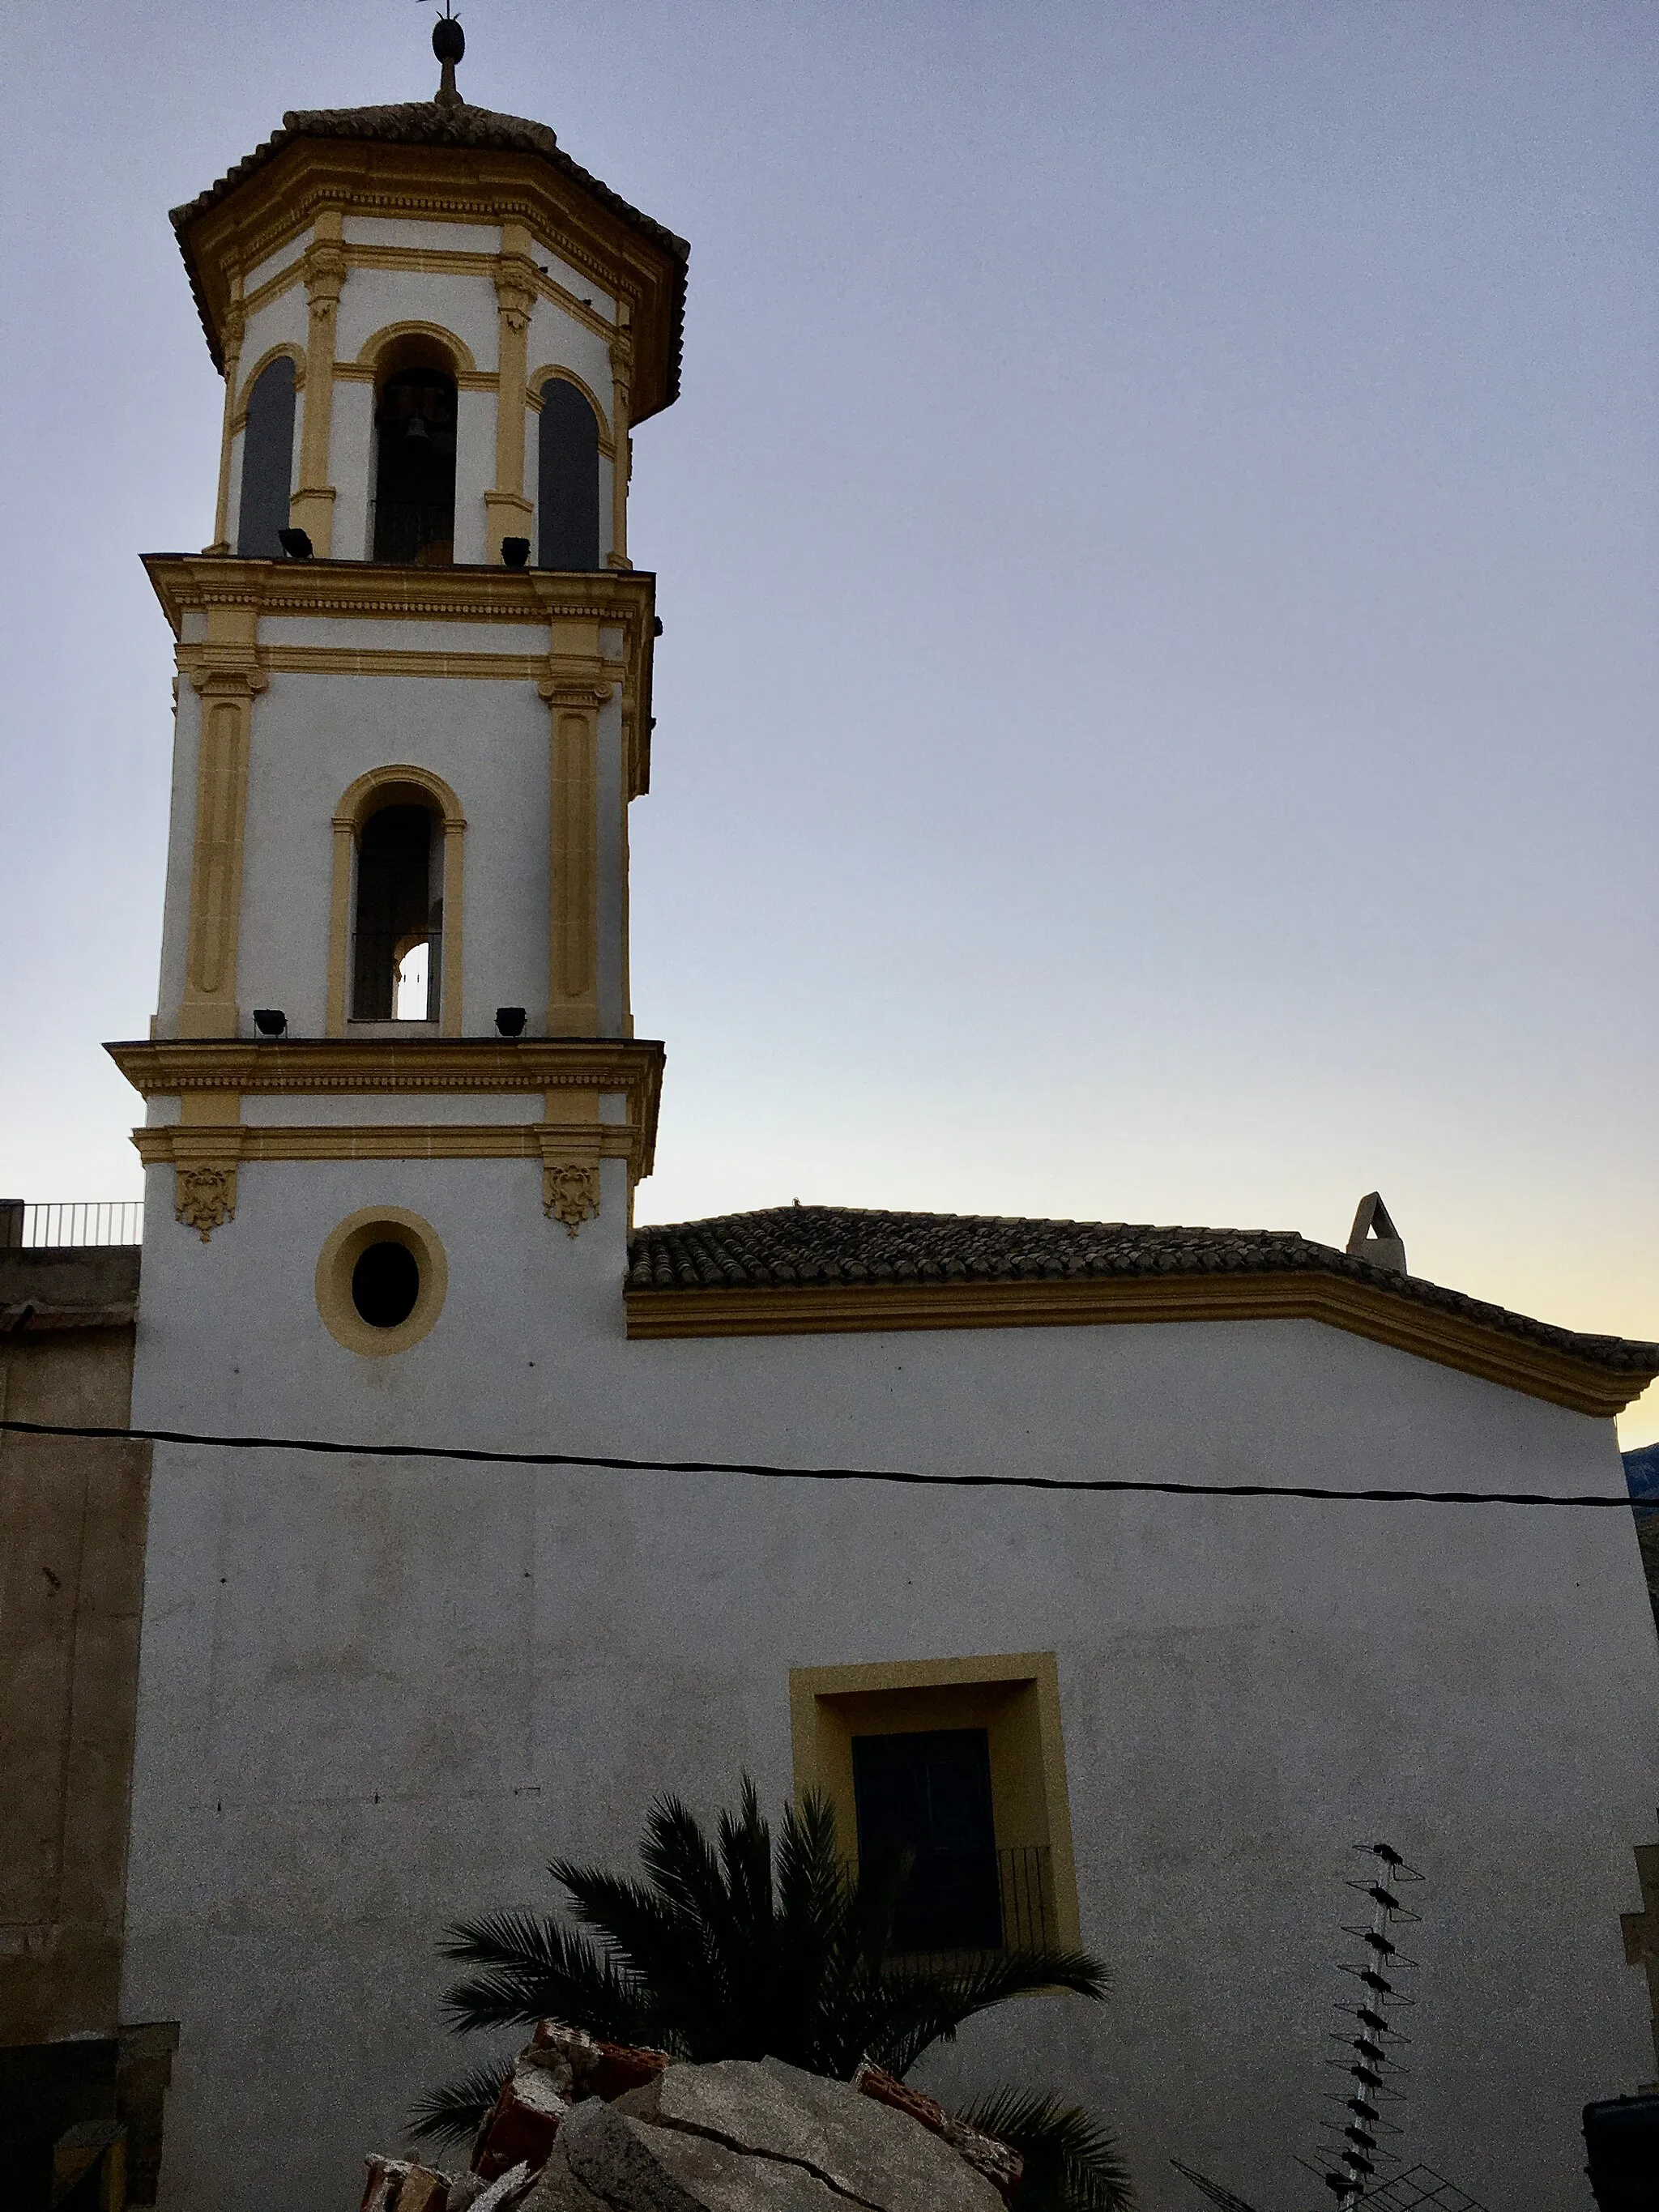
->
xmin=168 ymin=97 xmax=690 ymax=262
xmin=625 ymin=1204 xmax=1658 ymax=1375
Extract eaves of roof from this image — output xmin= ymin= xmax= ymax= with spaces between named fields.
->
xmin=625 ymin=1205 xmax=1659 ymax=1418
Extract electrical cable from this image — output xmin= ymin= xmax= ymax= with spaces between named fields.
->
xmin=0 ymin=1417 xmax=1636 ymax=1507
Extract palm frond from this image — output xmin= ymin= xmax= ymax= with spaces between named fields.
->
xmin=437 ymin=1908 xmax=661 ymax=2044
xmin=406 ymin=2055 xmax=513 ymax=2150
xmin=871 ymin=1947 xmax=1111 ymax=2079
xmin=953 ymin=2087 xmax=1132 ymax=2212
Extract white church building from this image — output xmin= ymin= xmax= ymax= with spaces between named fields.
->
xmin=6 ymin=28 xmax=1658 ymax=2212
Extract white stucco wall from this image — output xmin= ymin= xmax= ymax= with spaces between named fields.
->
xmin=228 ymin=664 xmax=561 ymax=1036
xmin=121 ymin=1150 xmax=1659 ymax=2212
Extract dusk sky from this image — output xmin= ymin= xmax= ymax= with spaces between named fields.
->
xmin=2 ymin=0 xmax=1654 ymax=1443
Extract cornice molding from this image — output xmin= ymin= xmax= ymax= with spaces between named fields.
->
xmin=622 ymin=1272 xmax=1655 ymax=1418
xmin=144 ymin=553 xmax=655 ymax=631
xmin=148 ymin=556 xmax=655 ymax=792
xmin=109 ymin=1038 xmax=659 ymax=1170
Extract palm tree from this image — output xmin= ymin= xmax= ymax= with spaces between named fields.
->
xmin=412 ymin=1781 xmax=1130 ymax=2212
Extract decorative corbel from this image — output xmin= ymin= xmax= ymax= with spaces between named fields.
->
xmin=134 ymin=1124 xmax=246 ymax=1242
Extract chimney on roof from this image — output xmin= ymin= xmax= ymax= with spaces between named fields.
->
xmin=1346 ymin=1192 xmax=1406 ymax=1276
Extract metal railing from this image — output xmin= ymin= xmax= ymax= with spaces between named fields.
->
xmin=0 ymin=1201 xmax=144 ymax=1249
xmin=886 ymin=1844 xmax=1054 ymax=1967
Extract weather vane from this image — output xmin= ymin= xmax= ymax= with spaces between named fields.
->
xmin=418 ymin=0 xmax=465 ymax=109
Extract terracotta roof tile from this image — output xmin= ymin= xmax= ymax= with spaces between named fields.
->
xmin=626 ymin=1204 xmax=1657 ymax=1377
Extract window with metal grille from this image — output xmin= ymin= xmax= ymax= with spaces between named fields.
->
xmin=851 ymin=1727 xmax=1003 ymax=1955
xmin=352 ymin=804 xmax=442 ymax=1021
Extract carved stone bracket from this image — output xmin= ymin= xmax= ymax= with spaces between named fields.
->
xmin=537 ymin=1123 xmax=602 ymax=1237
xmin=536 ymin=667 xmax=615 ymax=711
xmin=174 ymin=1165 xmax=237 ymax=1243
xmin=183 ymin=654 xmax=269 ymax=702
xmin=543 ymin=1161 xmax=600 ymax=1236
xmin=493 ymin=254 xmax=539 ymax=335
xmin=303 ymin=241 xmax=348 ymax=321
xmin=135 ymin=1125 xmax=245 ymax=1243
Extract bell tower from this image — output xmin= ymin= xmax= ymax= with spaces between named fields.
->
xmin=110 ymin=42 xmax=690 ymax=2194
xmin=111 ymin=16 xmax=687 ymax=1251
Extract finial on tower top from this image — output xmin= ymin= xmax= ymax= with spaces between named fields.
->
xmin=428 ymin=3 xmax=465 ymax=110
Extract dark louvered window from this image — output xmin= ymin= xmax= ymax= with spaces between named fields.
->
xmin=352 ymin=805 xmax=442 ymax=1021
xmin=537 ymin=377 xmax=601 ymax=569
xmin=237 ymin=357 xmax=296 ymax=557
xmin=851 ymin=1728 xmax=1003 ymax=1955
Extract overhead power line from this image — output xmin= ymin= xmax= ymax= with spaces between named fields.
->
xmin=0 ymin=1418 xmax=1636 ymax=1508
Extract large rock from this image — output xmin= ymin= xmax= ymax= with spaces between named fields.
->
xmin=518 ymin=2141 xmax=612 ymax=2212
xmin=606 ymin=2057 xmax=1004 ymax=2212
xmin=560 ymin=2099 xmax=845 ymax=2211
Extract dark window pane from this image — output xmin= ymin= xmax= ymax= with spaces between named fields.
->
xmin=352 ymin=1241 xmax=420 ymax=1328
xmin=851 ymin=1727 xmax=1003 ymax=1954
xmin=352 ymin=804 xmax=441 ymax=1021
xmin=537 ymin=378 xmax=601 ymax=569
xmin=373 ymin=369 xmax=458 ymax=565
xmin=237 ymin=358 xmax=296 ymax=557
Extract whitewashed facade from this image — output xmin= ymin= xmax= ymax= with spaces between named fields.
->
xmin=113 ymin=61 xmax=1659 ymax=2212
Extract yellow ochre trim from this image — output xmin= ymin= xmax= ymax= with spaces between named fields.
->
xmin=234 ymin=339 xmax=309 ymax=417
xmin=261 ymin=647 xmax=586 ymax=681
xmin=134 ymin=1123 xmax=639 ymax=1164
xmin=178 ymin=605 xmax=267 ymax=1039
xmin=314 ymin=1204 xmax=447 ymax=1357
xmin=289 ymin=211 xmax=345 ymax=552
xmin=789 ymin=1652 xmax=1081 ymax=1953
xmin=528 ymin=364 xmax=615 ymax=449
xmin=625 ymin=1273 xmax=1651 ymax=1418
xmin=108 ymin=1037 xmax=663 ymax=1179
xmin=353 ymin=319 xmax=479 ymax=378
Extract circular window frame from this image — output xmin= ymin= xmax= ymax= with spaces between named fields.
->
xmin=315 ymin=1205 xmax=447 ymax=1357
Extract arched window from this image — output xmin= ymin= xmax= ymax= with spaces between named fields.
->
xmin=537 ymin=377 xmax=601 ymax=570
xmin=373 ymin=367 xmax=458 ymax=565
xmin=237 ymin=357 xmax=296 ymax=557
xmin=352 ymin=803 xmax=443 ymax=1021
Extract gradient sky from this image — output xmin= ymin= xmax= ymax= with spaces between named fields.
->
xmin=2 ymin=1 xmax=1654 ymax=1443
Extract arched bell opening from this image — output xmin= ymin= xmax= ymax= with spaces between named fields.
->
xmin=237 ymin=356 xmax=297 ymax=557
xmin=372 ymin=356 xmax=458 ymax=565
xmin=537 ymin=376 xmax=601 ymax=570
xmin=352 ymin=802 xmax=444 ymax=1021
